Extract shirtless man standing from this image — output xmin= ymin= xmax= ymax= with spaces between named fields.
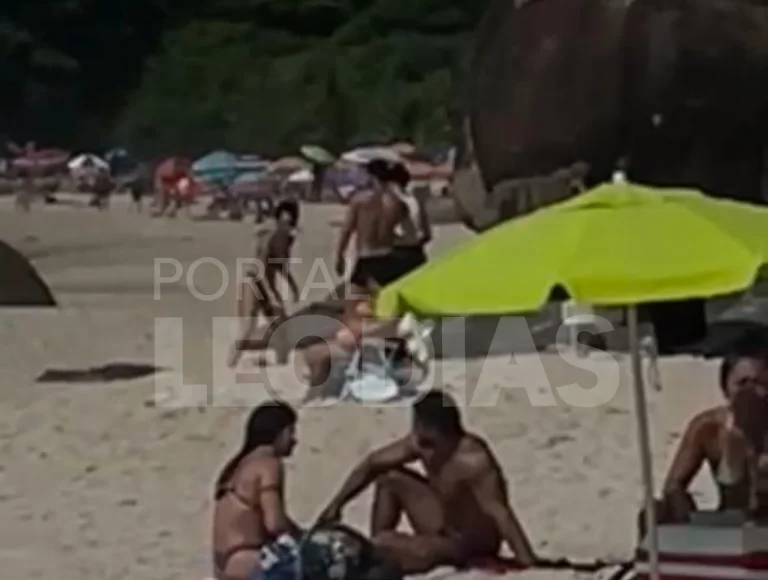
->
xmin=335 ymin=159 xmax=412 ymax=295
xmin=316 ymin=389 xmax=538 ymax=574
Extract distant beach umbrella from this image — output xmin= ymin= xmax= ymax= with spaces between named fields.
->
xmin=341 ymin=147 xmax=401 ymax=164
xmin=0 ymin=241 xmax=56 ymax=307
xmin=269 ymin=156 xmax=309 ymax=174
xmin=300 ymin=145 xmax=335 ymax=165
xmin=192 ymin=150 xmax=239 ymax=185
xmin=287 ymin=168 xmax=313 ymax=183
xmin=68 ymin=153 xmax=108 ymax=171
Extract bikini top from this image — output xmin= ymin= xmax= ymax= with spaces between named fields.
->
xmin=715 ymin=427 xmax=753 ymax=510
xmin=215 ymin=482 xmax=259 ymax=509
xmin=216 ymin=478 xmax=282 ymax=510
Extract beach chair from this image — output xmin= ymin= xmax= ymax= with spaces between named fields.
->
xmin=561 ymin=300 xmax=602 ymax=356
xmin=340 ymin=341 xmax=402 ymax=402
xmin=640 ymin=333 xmax=661 ymax=392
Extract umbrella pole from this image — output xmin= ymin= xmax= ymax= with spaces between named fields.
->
xmin=627 ymin=305 xmax=660 ymax=580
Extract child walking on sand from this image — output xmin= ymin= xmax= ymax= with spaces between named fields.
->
xmin=228 ymin=199 xmax=301 ymax=368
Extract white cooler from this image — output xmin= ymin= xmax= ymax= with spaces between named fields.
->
xmin=636 ymin=513 xmax=768 ymax=579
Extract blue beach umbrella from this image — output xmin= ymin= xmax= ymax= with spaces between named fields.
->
xmin=192 ymin=150 xmax=239 ymax=186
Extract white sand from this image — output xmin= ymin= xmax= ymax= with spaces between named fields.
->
xmin=0 ymin=196 xmax=725 ymax=580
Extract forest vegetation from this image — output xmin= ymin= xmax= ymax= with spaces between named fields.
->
xmin=1 ymin=0 xmax=485 ymax=157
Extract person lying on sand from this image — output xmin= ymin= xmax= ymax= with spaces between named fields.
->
xmin=316 ymin=389 xmax=539 ymax=574
xmin=304 ymin=298 xmax=397 ymax=387
xmin=641 ymin=355 xmax=768 ymax=533
xmin=302 ymin=296 xmax=405 ymax=390
xmin=212 ymin=402 xmax=301 ymax=580
xmin=228 ymin=200 xmax=301 ymax=368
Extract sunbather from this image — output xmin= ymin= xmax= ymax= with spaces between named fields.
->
xmin=212 ymin=402 xmax=301 ymax=580
xmin=315 ymin=389 xmax=539 ymax=574
xmin=302 ymin=296 xmax=408 ymax=390
xmin=640 ymin=354 xmax=768 ymax=533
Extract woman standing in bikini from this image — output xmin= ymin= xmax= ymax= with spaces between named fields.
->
xmin=212 ymin=402 xmax=301 ymax=580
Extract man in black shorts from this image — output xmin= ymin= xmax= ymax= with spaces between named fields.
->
xmin=335 ymin=159 xmax=415 ymax=295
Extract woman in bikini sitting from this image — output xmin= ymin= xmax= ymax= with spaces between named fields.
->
xmin=212 ymin=402 xmax=301 ymax=580
xmin=640 ymin=354 xmax=768 ymax=534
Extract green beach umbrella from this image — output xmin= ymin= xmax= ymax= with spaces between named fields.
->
xmin=300 ymin=145 xmax=335 ymax=166
xmin=378 ymin=184 xmax=768 ymax=317
xmin=376 ymin=183 xmax=768 ymax=580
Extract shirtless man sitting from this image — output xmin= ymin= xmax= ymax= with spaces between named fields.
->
xmin=335 ymin=159 xmax=414 ymax=296
xmin=316 ymin=389 xmax=538 ymax=574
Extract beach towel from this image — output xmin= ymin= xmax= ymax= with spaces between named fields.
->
xmin=463 ymin=555 xmax=627 ymax=575
xmin=255 ymin=533 xmax=302 ymax=580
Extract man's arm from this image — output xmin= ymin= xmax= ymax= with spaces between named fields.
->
xmin=469 ymin=451 xmax=537 ymax=567
xmin=319 ymin=437 xmax=417 ymax=522
xmin=335 ymin=199 xmax=358 ymax=275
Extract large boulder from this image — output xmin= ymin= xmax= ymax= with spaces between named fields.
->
xmin=454 ymin=0 xmax=768 ymax=230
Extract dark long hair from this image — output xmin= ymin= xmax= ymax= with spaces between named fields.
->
xmin=214 ymin=402 xmax=297 ymax=498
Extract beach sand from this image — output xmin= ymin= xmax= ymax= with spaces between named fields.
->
xmin=0 ymin=196 xmax=724 ymax=580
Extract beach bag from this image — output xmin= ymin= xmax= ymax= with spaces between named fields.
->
xmin=342 ymin=343 xmax=399 ymax=403
xmin=300 ymin=524 xmax=401 ymax=580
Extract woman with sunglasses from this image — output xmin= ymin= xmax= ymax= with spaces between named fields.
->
xmin=641 ymin=354 xmax=768 ymax=532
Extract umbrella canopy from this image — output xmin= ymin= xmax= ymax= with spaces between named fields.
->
xmin=68 ymin=153 xmax=108 ymax=171
xmin=377 ymin=183 xmax=768 ymax=317
xmin=287 ymin=168 xmax=313 ymax=183
xmin=268 ymin=156 xmax=308 ymax=174
xmin=11 ymin=148 xmax=69 ymax=174
xmin=233 ymin=170 xmax=265 ymax=185
xmin=341 ymin=146 xmax=402 ymax=164
xmin=235 ymin=154 xmax=269 ymax=173
xmin=192 ymin=150 xmax=239 ymax=184
xmin=300 ymin=145 xmax=335 ymax=165
xmin=231 ymin=171 xmax=277 ymax=199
